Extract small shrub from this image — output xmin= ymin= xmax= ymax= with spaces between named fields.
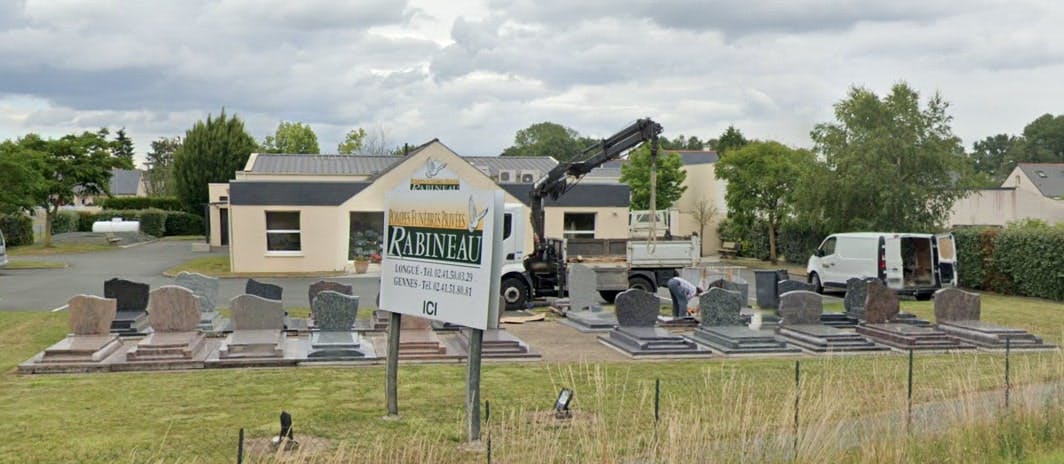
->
xmin=138 ymin=209 xmax=167 ymax=237
xmin=0 ymin=213 xmax=34 ymax=246
xmin=50 ymin=210 xmax=80 ymax=234
xmin=952 ymin=227 xmax=986 ymax=289
xmin=992 ymin=226 xmax=1064 ymax=301
xmin=164 ymin=212 xmax=204 ymax=236
xmin=76 ymin=211 xmax=97 ymax=232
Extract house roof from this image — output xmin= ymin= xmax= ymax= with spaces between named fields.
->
xmin=247 ymin=150 xmax=559 ymax=178
xmin=499 ymin=183 xmax=631 ymax=207
xmin=109 ymin=169 xmax=142 ymax=196
xmin=1018 ymin=163 xmax=1064 ymax=198
xmin=229 ymin=181 xmax=371 ymax=206
xmin=584 ymin=149 xmax=718 ymax=179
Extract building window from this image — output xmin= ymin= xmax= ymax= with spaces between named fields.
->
xmin=563 ymin=213 xmax=596 ymax=239
xmin=266 ymin=211 xmax=301 ymax=252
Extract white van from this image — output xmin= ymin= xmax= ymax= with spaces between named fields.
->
xmin=0 ymin=229 xmax=7 ymax=268
xmin=806 ymin=232 xmax=957 ymax=300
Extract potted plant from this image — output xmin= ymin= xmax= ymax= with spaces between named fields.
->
xmin=350 ymin=229 xmax=381 ymax=274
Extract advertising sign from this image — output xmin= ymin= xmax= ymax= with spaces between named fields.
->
xmin=379 ymin=158 xmax=503 ymax=330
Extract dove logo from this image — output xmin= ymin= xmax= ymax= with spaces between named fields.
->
xmin=424 ymin=159 xmax=447 ymax=178
xmin=467 ymin=196 xmax=488 ymax=233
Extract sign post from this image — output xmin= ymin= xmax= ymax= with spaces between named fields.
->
xmin=378 ymin=157 xmax=503 ymax=444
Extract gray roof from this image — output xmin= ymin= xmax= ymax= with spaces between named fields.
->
xmin=1018 ymin=163 xmax=1064 ymax=198
xmin=249 ymin=151 xmax=558 ymax=178
xmin=500 ymin=183 xmax=630 ymax=207
xmin=229 ymin=181 xmax=370 ymax=206
xmin=109 ymin=169 xmax=142 ymax=196
xmin=585 ymin=150 xmax=717 ymax=179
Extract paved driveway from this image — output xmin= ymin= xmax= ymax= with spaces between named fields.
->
xmin=0 ymin=241 xmax=382 ymax=311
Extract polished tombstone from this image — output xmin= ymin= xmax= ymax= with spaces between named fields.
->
xmin=598 ymin=289 xmax=708 ymax=357
xmin=776 ymin=279 xmax=815 ymax=296
xmin=174 ymin=271 xmax=226 ymax=333
xmin=246 ymin=279 xmax=283 ymax=301
xmin=754 ymin=269 xmax=788 ymax=309
xmin=38 ymin=295 xmax=123 ymax=364
xmin=455 ymin=328 xmax=540 ymax=359
xmin=307 ymin=280 xmax=353 ymax=308
xmin=854 ymin=281 xmax=972 ymax=351
xmin=219 ymin=294 xmax=286 ymax=359
xmin=567 ymin=264 xmax=599 ymax=312
xmin=706 ymin=279 xmax=750 ymax=308
xmin=126 ymin=286 xmax=208 ymax=362
xmin=933 ymin=288 xmax=1055 ymax=350
xmin=103 ymin=278 xmax=151 ymax=335
xmin=686 ymin=288 xmax=798 ymax=355
xmin=390 ymin=315 xmax=463 ymax=360
xmin=843 ymin=278 xmax=871 ymax=319
xmin=307 ymin=291 xmax=371 ymax=359
xmin=775 ymin=290 xmax=887 ymax=353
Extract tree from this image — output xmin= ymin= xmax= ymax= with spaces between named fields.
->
xmin=691 ymin=198 xmax=719 ymax=252
xmin=659 ymin=135 xmax=706 ymax=150
xmin=144 ymin=136 xmax=182 ymax=196
xmin=715 ymin=141 xmax=813 ymax=263
xmin=112 ymin=127 xmax=135 ymax=162
xmin=174 ymin=110 xmax=257 ymax=213
xmin=0 ymin=136 xmax=47 ymax=215
xmin=715 ymin=125 xmax=749 ymax=156
xmin=808 ymin=83 xmax=970 ymax=233
xmin=261 ymin=121 xmax=320 ymax=154
xmin=619 ymin=145 xmax=687 ymax=210
xmin=337 ymin=128 xmax=367 ymax=154
xmin=969 ymin=134 xmax=1018 ymax=183
xmin=24 ymin=131 xmax=132 ymax=245
xmin=502 ymin=122 xmax=587 ymax=162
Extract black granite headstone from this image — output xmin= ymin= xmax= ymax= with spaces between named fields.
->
xmin=246 ymin=279 xmax=283 ymax=301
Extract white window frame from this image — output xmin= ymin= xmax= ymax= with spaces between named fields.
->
xmin=265 ymin=211 xmax=302 ymax=255
xmin=563 ymin=212 xmax=596 ymax=240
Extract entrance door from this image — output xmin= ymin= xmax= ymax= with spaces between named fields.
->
xmin=220 ymin=208 xmax=229 ymax=246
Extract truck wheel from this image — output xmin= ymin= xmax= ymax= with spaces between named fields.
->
xmin=629 ymin=276 xmax=656 ymax=293
xmin=809 ymin=272 xmax=823 ymax=294
xmin=501 ymin=277 xmax=529 ymax=310
xmin=599 ymin=291 xmax=620 ymax=304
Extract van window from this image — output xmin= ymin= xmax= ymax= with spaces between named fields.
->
xmin=819 ymin=237 xmax=836 ymax=256
xmin=503 ymin=214 xmax=513 ymax=240
xmin=937 ymin=236 xmax=955 ymax=260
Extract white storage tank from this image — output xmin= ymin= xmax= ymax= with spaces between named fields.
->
xmin=92 ymin=218 xmax=140 ymax=233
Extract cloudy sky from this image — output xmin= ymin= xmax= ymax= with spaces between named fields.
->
xmin=2 ymin=0 xmax=1063 ymax=166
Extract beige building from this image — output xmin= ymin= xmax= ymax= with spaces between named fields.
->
xmin=949 ymin=163 xmax=1064 ymax=226
xmin=209 ymin=140 xmax=637 ymax=273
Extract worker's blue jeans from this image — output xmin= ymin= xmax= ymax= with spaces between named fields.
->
xmin=667 ymin=278 xmax=687 ymax=318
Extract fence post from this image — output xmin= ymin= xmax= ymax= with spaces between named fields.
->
xmin=907 ymin=349 xmax=914 ymax=432
xmin=793 ymin=360 xmax=800 ymax=461
xmin=486 ymin=400 xmax=492 ymax=464
xmin=1005 ymin=338 xmax=1011 ymax=410
xmin=237 ymin=428 xmax=244 ymax=464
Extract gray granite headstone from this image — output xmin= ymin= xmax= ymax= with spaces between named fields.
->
xmin=777 ymin=279 xmax=815 ymax=296
xmin=308 ymin=280 xmax=353 ymax=308
xmin=312 ymin=291 xmax=359 ymax=331
xmin=104 ymin=278 xmax=150 ymax=312
xmin=614 ymin=289 xmax=660 ymax=327
xmin=246 ymin=279 xmax=283 ymax=301
xmin=147 ymin=286 xmax=201 ymax=332
xmin=68 ymin=295 xmax=117 ymax=335
xmin=707 ymin=279 xmax=750 ymax=306
xmin=778 ymin=290 xmax=823 ymax=325
xmin=934 ymin=288 xmax=981 ymax=322
xmin=699 ymin=287 xmax=744 ymax=327
xmin=175 ymin=271 xmax=219 ymax=313
xmin=567 ymin=264 xmax=598 ymax=312
xmin=230 ymin=294 xmax=285 ymax=330
xmin=864 ymin=280 xmax=900 ymax=324
xmin=843 ymin=278 xmax=871 ymax=318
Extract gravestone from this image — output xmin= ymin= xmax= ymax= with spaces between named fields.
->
xmin=777 ymin=279 xmax=815 ymax=297
xmin=103 ymin=278 xmax=150 ymax=335
xmin=307 ymin=291 xmax=369 ymax=359
xmin=843 ymin=278 xmax=870 ymax=318
xmin=854 ymin=282 xmax=973 ymax=351
xmin=308 ymin=280 xmax=353 ymax=308
xmin=246 ymin=279 xmax=283 ymax=301
xmin=37 ymin=295 xmax=123 ymax=366
xmin=174 ymin=272 xmax=226 ymax=332
xmin=775 ymin=290 xmax=887 ymax=353
xmin=392 ymin=315 xmax=462 ymax=360
xmin=863 ymin=280 xmax=900 ymax=323
xmin=707 ymin=279 xmax=750 ymax=307
xmin=931 ymin=289 xmax=1055 ymax=350
xmin=567 ymin=264 xmax=598 ymax=312
xmin=598 ymin=289 xmax=708 ymax=357
xmin=686 ymin=289 xmax=799 ymax=356
xmin=219 ymin=294 xmax=286 ymax=359
xmin=127 ymin=286 xmax=207 ymax=362
xmin=699 ymin=288 xmax=745 ymax=327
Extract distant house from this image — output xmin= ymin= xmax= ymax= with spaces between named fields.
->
xmin=72 ymin=169 xmax=147 ymax=207
xmin=949 ymin=163 xmax=1064 ymax=226
xmin=206 ymin=141 xmax=728 ymax=273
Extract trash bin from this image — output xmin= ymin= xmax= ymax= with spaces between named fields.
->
xmin=754 ymin=270 xmax=781 ymax=310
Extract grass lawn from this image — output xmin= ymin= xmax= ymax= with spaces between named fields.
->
xmin=2 ymin=259 xmax=67 ymax=269
xmin=164 ymin=255 xmax=231 ymax=276
xmin=159 ymin=235 xmax=207 ymax=241
xmin=8 ymin=242 xmax=114 ymax=256
xmin=1 ymin=293 xmax=1062 ymax=463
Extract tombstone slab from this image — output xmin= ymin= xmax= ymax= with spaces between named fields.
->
xmin=560 ymin=310 xmax=617 ymax=332
xmin=707 ymin=279 xmax=750 ymax=306
xmin=933 ymin=288 xmax=981 ymax=322
xmin=614 ymin=289 xmax=660 ymax=327
xmin=856 ymin=323 xmax=974 ymax=351
xmin=308 ymin=280 xmax=353 ymax=308
xmin=567 ymin=264 xmax=598 ymax=312
xmin=864 ymin=280 xmax=901 ymax=324
xmin=103 ymin=278 xmax=150 ymax=335
xmin=219 ymin=294 xmax=286 ymax=359
xmin=39 ymin=295 xmax=122 ymax=364
xmin=246 ymin=279 xmax=283 ymax=301
xmin=598 ymin=289 xmax=709 ymax=357
xmin=843 ymin=278 xmax=871 ymax=319
xmin=685 ymin=288 xmax=800 ymax=355
xmin=777 ymin=279 xmax=815 ymax=297
xmin=175 ymin=271 xmax=226 ymax=332
xmin=930 ymin=289 xmax=1056 ymax=350
xmin=776 ymin=324 xmax=889 ymax=353
xmin=455 ymin=328 xmax=540 ymax=359
xmin=699 ymin=288 xmax=745 ymax=327
xmin=127 ymin=286 xmax=207 ymax=362
xmin=778 ymin=290 xmax=823 ymax=325
xmin=306 ymin=291 xmax=366 ymax=359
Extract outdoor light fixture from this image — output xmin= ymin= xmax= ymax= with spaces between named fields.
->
xmin=553 ymin=387 xmax=574 ymax=419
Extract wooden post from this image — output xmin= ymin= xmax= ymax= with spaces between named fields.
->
xmin=466 ymin=328 xmax=484 ymax=442
xmin=386 ymin=312 xmax=402 ymax=417
xmin=237 ymin=428 xmax=244 ymax=464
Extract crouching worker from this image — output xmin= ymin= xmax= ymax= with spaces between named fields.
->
xmin=666 ymin=276 xmax=702 ymax=318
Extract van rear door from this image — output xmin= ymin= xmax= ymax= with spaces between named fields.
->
xmin=934 ymin=233 xmax=957 ymax=287
xmin=879 ymin=235 xmax=903 ymax=289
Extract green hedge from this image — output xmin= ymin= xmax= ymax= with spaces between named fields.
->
xmin=165 ymin=212 xmax=204 ymax=236
xmin=79 ymin=209 xmax=205 ymax=238
xmin=953 ymin=227 xmax=986 ymax=289
xmin=778 ymin=220 xmax=828 ymax=264
xmin=0 ymin=214 xmax=33 ymax=246
xmin=138 ymin=209 xmax=167 ymax=237
xmin=50 ymin=210 xmax=80 ymax=234
xmin=992 ymin=227 xmax=1064 ymax=301
xmin=100 ymin=196 xmax=184 ymax=211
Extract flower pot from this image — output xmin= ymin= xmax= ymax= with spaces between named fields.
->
xmin=354 ymin=260 xmax=370 ymax=274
